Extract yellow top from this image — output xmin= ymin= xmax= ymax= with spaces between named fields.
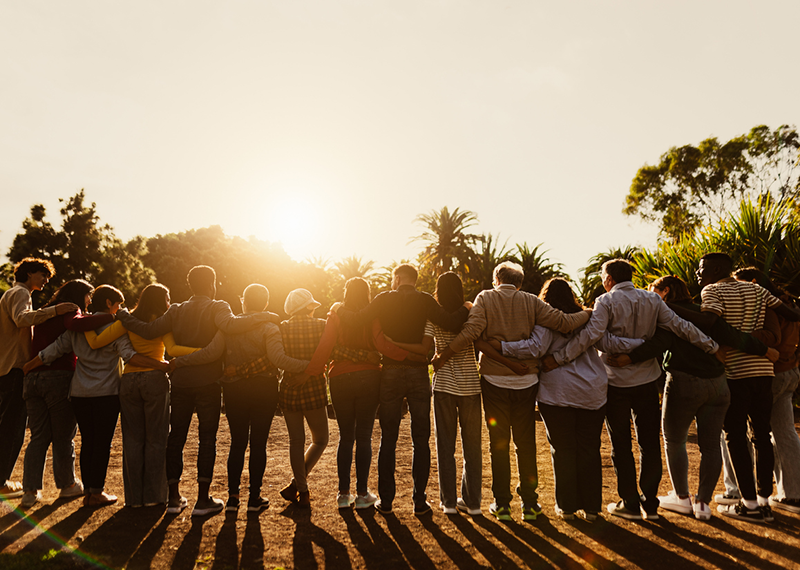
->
xmin=84 ymin=320 xmax=200 ymax=374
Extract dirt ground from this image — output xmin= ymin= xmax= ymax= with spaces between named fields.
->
xmin=1 ymin=404 xmax=799 ymax=570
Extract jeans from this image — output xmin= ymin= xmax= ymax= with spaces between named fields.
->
xmin=378 ymin=366 xmax=432 ymax=507
xmin=662 ymin=371 xmax=730 ymax=504
xmin=434 ymin=391 xmax=482 ymax=510
xmin=329 ymin=370 xmax=380 ymax=495
xmin=723 ymin=376 xmax=773 ymax=501
xmin=166 ymin=383 xmax=221 ymax=484
xmin=22 ymin=370 xmax=78 ymax=491
xmin=480 ymin=377 xmax=539 ymax=507
xmin=539 ymin=403 xmax=605 ymax=514
xmin=71 ymin=395 xmax=120 ymax=493
xmin=605 ymin=380 xmax=662 ymax=513
xmin=0 ymin=368 xmax=27 ymax=482
xmin=223 ymin=374 xmax=279 ymax=495
xmin=771 ymin=367 xmax=800 ymax=499
xmin=119 ymin=370 xmax=170 ymax=505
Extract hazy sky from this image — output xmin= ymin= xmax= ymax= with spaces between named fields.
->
xmin=2 ymin=1 xmax=798 ymax=280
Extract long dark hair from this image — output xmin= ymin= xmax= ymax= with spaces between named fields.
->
xmin=650 ymin=275 xmax=693 ymax=303
xmin=89 ymin=285 xmax=124 ymax=313
xmin=538 ymin=278 xmax=583 ymax=314
xmin=434 ymin=272 xmax=464 ymax=313
xmin=44 ymin=279 xmax=94 ymax=312
xmin=132 ymin=284 xmax=170 ymax=321
xmin=343 ymin=278 xmax=371 ymax=311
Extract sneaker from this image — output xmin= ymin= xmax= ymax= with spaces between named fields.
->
xmin=759 ymin=505 xmax=775 ymax=523
xmin=717 ymin=501 xmax=765 ymax=524
xmin=337 ymin=493 xmax=355 ymax=509
xmin=192 ymin=497 xmax=224 ymax=516
xmin=0 ymin=481 xmax=23 ymax=499
xmin=280 ymin=480 xmax=299 ymax=503
xmin=247 ymin=496 xmax=270 ymax=512
xmin=297 ymin=491 xmax=311 ymax=509
xmin=693 ymin=501 xmax=711 ymax=521
xmin=440 ymin=502 xmax=458 ymax=515
xmin=127 ymin=503 xmax=143 ymax=508
xmin=414 ymin=501 xmax=432 ymax=516
xmin=226 ymin=496 xmax=240 ymax=512
xmin=83 ymin=492 xmax=118 ymax=507
xmin=641 ymin=508 xmax=659 ymax=521
xmin=714 ymin=493 xmax=740 ymax=506
xmin=607 ymin=501 xmax=642 ymax=520
xmin=166 ymin=496 xmax=188 ymax=514
xmin=577 ymin=510 xmax=598 ymax=522
xmin=59 ymin=481 xmax=84 ymax=499
xmin=355 ymin=492 xmax=378 ymax=510
xmin=456 ymin=498 xmax=481 ymax=516
xmin=554 ymin=505 xmax=574 ymax=521
xmin=21 ymin=491 xmax=42 ymax=508
xmin=375 ymin=499 xmax=392 ymax=515
xmin=657 ymin=491 xmax=692 ymax=515
xmin=489 ymin=502 xmax=512 ymax=521
xmin=522 ymin=503 xmax=543 ymax=521
xmin=769 ymin=496 xmax=800 ymax=514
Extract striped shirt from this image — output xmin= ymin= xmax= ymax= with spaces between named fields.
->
xmin=424 ymin=320 xmax=481 ymax=396
xmin=701 ymin=278 xmax=781 ymax=379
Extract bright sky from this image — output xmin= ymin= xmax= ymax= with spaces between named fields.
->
xmin=2 ymin=1 xmax=798 ymax=280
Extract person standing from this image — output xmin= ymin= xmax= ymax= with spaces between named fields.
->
xmin=0 ymin=258 xmax=76 ymax=498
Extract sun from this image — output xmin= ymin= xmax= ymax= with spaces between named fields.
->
xmin=248 ymin=188 xmax=326 ymax=261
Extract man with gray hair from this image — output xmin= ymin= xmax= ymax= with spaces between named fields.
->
xmin=433 ymin=261 xmax=591 ymax=522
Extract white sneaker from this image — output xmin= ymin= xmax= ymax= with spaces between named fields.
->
xmin=456 ymin=498 xmax=481 ymax=516
xmin=657 ymin=491 xmax=692 ymax=515
xmin=354 ymin=491 xmax=378 ymax=510
xmin=714 ymin=493 xmax=740 ymax=505
xmin=337 ymin=493 xmax=355 ymax=509
xmin=440 ymin=502 xmax=458 ymax=515
xmin=59 ymin=481 xmax=84 ymax=499
xmin=21 ymin=491 xmax=42 ymax=508
xmin=693 ymin=500 xmax=711 ymax=521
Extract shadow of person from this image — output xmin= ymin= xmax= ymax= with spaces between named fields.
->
xmin=512 ymin=516 xmax=621 ymax=570
xmin=212 ymin=511 xmax=239 ymax=568
xmin=448 ymin=515 xmax=517 ymax=569
xmin=0 ymin=502 xmax=61 ymax=549
xmin=349 ymin=508 xmax=411 ymax=568
xmin=282 ymin=508 xmax=352 ymax=569
xmin=417 ymin=513 xmax=486 ymax=570
xmin=125 ymin=508 xmax=176 ymax=569
xmin=74 ymin=506 xmax=165 ymax=568
xmin=240 ymin=511 xmax=266 ymax=569
xmin=381 ymin=514 xmax=439 ymax=570
xmin=171 ymin=515 xmax=214 ymax=570
xmin=472 ymin=516 xmax=573 ymax=569
xmin=15 ymin=504 xmax=93 ymax=557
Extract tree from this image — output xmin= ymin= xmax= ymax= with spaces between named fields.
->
xmin=413 ymin=207 xmax=480 ymax=276
xmin=577 ymin=246 xmax=641 ymax=306
xmin=462 ymin=233 xmax=512 ymax=300
xmin=624 ymin=125 xmax=800 ymax=240
xmin=511 ymin=242 xmax=568 ymax=296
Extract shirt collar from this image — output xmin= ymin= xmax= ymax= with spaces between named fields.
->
xmin=610 ymin=281 xmax=636 ymax=292
xmin=494 ymin=284 xmax=518 ymax=291
xmin=14 ymin=281 xmax=33 ymax=293
xmin=397 ymin=284 xmax=416 ymax=293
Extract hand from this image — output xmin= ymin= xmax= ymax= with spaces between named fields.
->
xmin=55 ymin=303 xmax=80 ymax=315
xmin=606 ymin=353 xmax=632 ymax=367
xmin=431 ymin=354 xmax=444 ymax=372
xmin=540 ymin=355 xmax=559 ymax=373
xmin=714 ymin=347 xmax=728 ymax=364
xmin=367 ymin=351 xmax=381 ymax=365
xmin=160 ymin=360 xmax=173 ymax=373
xmin=463 ymin=301 xmax=473 ymax=310
xmin=22 ymin=358 xmax=39 ymax=375
xmin=765 ymin=347 xmax=780 ymax=363
xmin=330 ymin=302 xmax=343 ymax=314
xmin=508 ymin=361 xmax=529 ymax=376
xmin=487 ymin=339 xmax=502 ymax=352
xmin=224 ymin=365 xmax=238 ymax=377
xmin=583 ymin=308 xmax=593 ymax=318
xmin=167 ymin=359 xmax=177 ymax=373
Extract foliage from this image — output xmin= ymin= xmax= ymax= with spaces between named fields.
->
xmin=624 ymin=125 xmax=800 ymax=240
xmin=461 ymin=233 xmax=512 ymax=300
xmin=576 ymin=246 xmax=641 ymax=306
xmin=510 ymin=242 xmax=569 ymax=296
xmin=413 ymin=206 xmax=479 ymax=277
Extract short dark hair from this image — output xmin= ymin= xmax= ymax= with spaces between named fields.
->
xmin=393 ymin=264 xmax=418 ymax=284
xmin=700 ymin=252 xmax=733 ymax=276
xmin=493 ymin=261 xmax=524 ymax=287
xmin=434 ymin=272 xmax=465 ymax=313
xmin=650 ymin=275 xmax=692 ymax=303
xmin=187 ymin=265 xmax=216 ymax=293
xmin=45 ymin=279 xmax=94 ymax=312
xmin=90 ymin=284 xmax=124 ymax=313
xmin=243 ymin=283 xmax=270 ymax=312
xmin=14 ymin=258 xmax=55 ymax=283
xmin=733 ymin=266 xmax=783 ymax=297
xmin=539 ymin=278 xmax=583 ymax=314
xmin=132 ymin=283 xmax=170 ymax=321
xmin=602 ymin=259 xmax=633 ymax=283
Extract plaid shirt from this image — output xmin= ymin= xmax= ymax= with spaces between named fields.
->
xmin=278 ymin=315 xmax=328 ymax=412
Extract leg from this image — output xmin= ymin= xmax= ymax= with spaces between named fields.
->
xmin=434 ymin=391 xmax=459 ymax=509
xmin=194 ymin=383 xmax=221 ymax=500
xmin=694 ymin=374 xmax=730 ymax=504
xmin=141 ymin=370 xmax=170 ymax=505
xmin=748 ymin=376 xmax=774 ymax=500
xmin=605 ymin=385 xmax=639 ymax=509
xmin=509 ymin=383 xmax=539 ymax=507
xmin=377 ymin=368 xmax=405 ymax=507
xmin=330 ymin=374 xmax=358 ymax=494
xmin=223 ymin=381 xmax=250 ymax=496
xmin=539 ymin=403 xmax=578 ymax=513
xmin=631 ymin=380 xmax=662 ymax=513
xmin=71 ymin=397 xmax=98 ymax=491
xmin=302 ymin=407 xmax=330 ymax=480
xmin=284 ymin=410 xmax=309 ymax=491
xmin=406 ymin=367 xmax=432 ymax=507
xmin=352 ymin=370 xmax=380 ymax=496
xmin=45 ymin=372 xmax=78 ymax=491
xmin=575 ymin=406 xmax=606 ymax=513
xmin=0 ymin=369 xmax=27 ymax=483
xmin=458 ymin=394 xmax=483 ymax=511
xmin=246 ymin=376 xmax=278 ymax=496
xmin=724 ymin=378 xmax=757 ymax=501
xmin=90 ymin=396 xmax=121 ymax=493
xmin=22 ymin=372 xmax=51 ymax=492
xmin=662 ymin=372 xmax=701 ymax=499
xmin=771 ymin=367 xmax=800 ymax=499
xmin=119 ymin=373 xmax=146 ymax=506
xmin=166 ymin=385 xmax=196 ymax=500
xmin=481 ymin=378 xmax=513 ymax=507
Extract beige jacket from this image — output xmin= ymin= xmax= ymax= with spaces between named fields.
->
xmin=448 ymin=284 xmax=589 ymax=377
xmin=0 ymin=283 xmax=57 ymax=376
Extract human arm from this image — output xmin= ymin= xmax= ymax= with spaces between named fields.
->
xmin=38 ymin=331 xmax=74 ymax=365
xmin=595 ymin=331 xmax=646 ymax=354
xmin=667 ymin=302 xmax=718 ymax=332
xmin=173 ymin=331 xmax=225 ymax=368
xmin=750 ymin=308 xmax=781 ymax=348
xmin=607 ymin=327 xmax=673 ymax=367
xmin=551 ymin=300 xmax=611 ymax=365
xmin=116 ymin=307 xmax=174 ymax=340
xmin=372 ymin=319 xmax=411 ymax=361
xmin=65 ymin=311 xmax=114 ymax=332
xmin=657 ymin=303 xmax=719 ymax=354
xmin=84 ymin=320 xmax=126 ymax=349
xmin=162 ymin=332 xmax=200 ymax=357
xmin=772 ymin=300 xmax=800 ymax=322
xmin=213 ymin=303 xmax=281 ymax=334
xmin=6 ymin=287 xmax=65 ymax=328
xmin=501 ymin=326 xmax=553 ymax=360
xmin=474 ymin=339 xmax=529 ymax=375
xmin=425 ymin=294 xmax=470 ymax=334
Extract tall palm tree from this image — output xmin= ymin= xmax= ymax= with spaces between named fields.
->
xmin=463 ymin=233 xmax=512 ymax=300
xmin=512 ymin=242 xmax=568 ymax=295
xmin=412 ymin=207 xmax=480 ymax=276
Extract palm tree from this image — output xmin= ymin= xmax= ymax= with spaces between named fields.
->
xmin=511 ymin=242 xmax=568 ymax=295
xmin=334 ymin=256 xmax=375 ymax=282
xmin=463 ymin=233 xmax=512 ymax=300
xmin=412 ymin=207 xmax=480 ymax=276
xmin=577 ymin=246 xmax=641 ymax=306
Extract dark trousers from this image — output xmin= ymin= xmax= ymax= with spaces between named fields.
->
xmin=480 ymin=378 xmax=539 ymax=507
xmin=378 ymin=366 xmax=431 ymax=507
xmin=605 ymin=381 xmax=662 ymax=513
xmin=166 ymin=383 xmax=221 ymax=484
xmin=724 ymin=375 xmax=774 ymax=500
xmin=539 ymin=403 xmax=605 ymax=514
xmin=71 ymin=395 xmax=120 ymax=493
xmin=223 ymin=375 xmax=279 ymax=495
xmin=0 ymin=368 xmax=27 ymax=482
xmin=330 ymin=369 xmax=381 ymax=494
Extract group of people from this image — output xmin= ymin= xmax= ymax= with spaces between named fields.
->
xmin=0 ymin=252 xmax=798 ymax=526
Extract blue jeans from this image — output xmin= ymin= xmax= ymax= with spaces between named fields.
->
xmin=120 ymin=370 xmax=170 ymax=505
xmin=330 ymin=370 xmax=380 ymax=495
xmin=771 ymin=367 xmax=800 ymax=499
xmin=0 ymin=368 xmax=27 ymax=482
xmin=166 ymin=383 xmax=221 ymax=484
xmin=662 ymin=371 xmax=729 ymax=504
xmin=22 ymin=370 xmax=78 ymax=491
xmin=434 ymin=391 xmax=482 ymax=510
xmin=377 ymin=366 xmax=431 ymax=507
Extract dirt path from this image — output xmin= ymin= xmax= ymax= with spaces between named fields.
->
xmin=1 ymin=407 xmax=799 ymax=569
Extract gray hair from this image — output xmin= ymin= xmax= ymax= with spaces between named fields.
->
xmin=493 ymin=261 xmax=524 ymax=287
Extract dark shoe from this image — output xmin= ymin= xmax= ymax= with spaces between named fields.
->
xmin=166 ymin=496 xmax=188 ymax=514
xmin=375 ymin=499 xmax=393 ymax=515
xmin=717 ymin=501 xmax=766 ymax=524
xmin=759 ymin=504 xmax=775 ymax=523
xmin=226 ymin=496 xmax=240 ymax=512
xmin=247 ymin=496 xmax=270 ymax=512
xmin=297 ymin=491 xmax=310 ymax=509
xmin=607 ymin=501 xmax=642 ymax=520
xmin=280 ymin=481 xmax=299 ymax=503
xmin=192 ymin=497 xmax=224 ymax=516
xmin=414 ymin=501 xmax=432 ymax=516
